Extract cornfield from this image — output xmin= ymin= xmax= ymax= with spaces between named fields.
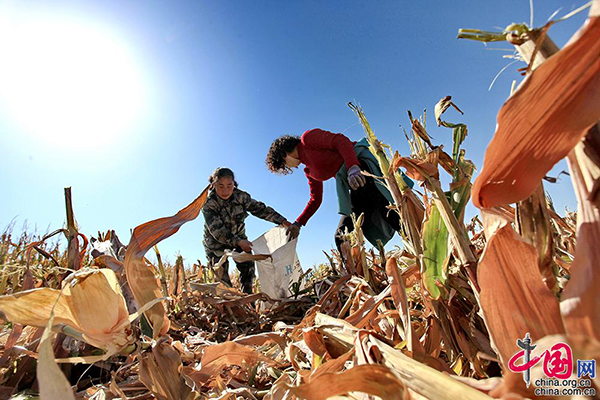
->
xmin=1 ymin=4 xmax=599 ymax=400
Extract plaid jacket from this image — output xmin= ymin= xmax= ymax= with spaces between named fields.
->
xmin=203 ymin=188 xmax=286 ymax=252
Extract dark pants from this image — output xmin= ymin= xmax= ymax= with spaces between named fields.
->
xmin=206 ymin=247 xmax=255 ymax=294
xmin=334 ymin=168 xmax=402 ymax=252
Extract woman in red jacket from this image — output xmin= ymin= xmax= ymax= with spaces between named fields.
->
xmin=266 ymin=128 xmax=412 ymax=249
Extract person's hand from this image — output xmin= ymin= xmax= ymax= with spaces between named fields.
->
xmin=281 ymin=220 xmax=292 ymax=228
xmin=237 ymin=239 xmax=253 ymax=253
xmin=286 ymin=222 xmax=301 ymax=241
xmin=347 ymin=165 xmax=366 ymax=190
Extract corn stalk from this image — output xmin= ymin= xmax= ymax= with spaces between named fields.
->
xmin=348 ymin=102 xmax=424 ymax=258
xmin=64 ymin=187 xmax=80 ymax=271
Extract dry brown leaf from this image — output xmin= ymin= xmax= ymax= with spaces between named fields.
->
xmin=93 ymin=255 xmax=138 ymax=314
xmin=478 ymin=222 xmax=565 ymax=368
xmin=184 ymin=341 xmax=279 ymax=386
xmin=38 ymin=309 xmax=75 ymax=400
xmin=450 ymin=376 xmax=503 ymax=395
xmin=472 ymin=15 xmax=600 ymax=208
xmin=308 ymin=350 xmax=354 ymax=382
xmin=0 ymin=268 xmax=133 ymax=353
xmin=367 ymin=335 xmax=494 ymax=400
xmin=434 ymin=95 xmax=464 ymax=127
xmin=409 ymin=111 xmax=435 ymax=149
xmin=561 ymin=136 xmax=600 ymax=342
xmin=264 ymin=373 xmax=294 ymax=400
xmin=303 ymin=327 xmax=330 ymax=360
xmin=401 ymin=263 xmax=420 ymax=288
xmin=393 ymin=154 xmax=439 ymax=181
xmin=138 ymin=341 xmax=193 ymax=400
xmin=315 ymin=275 xmax=352 ymax=307
xmin=124 ymin=185 xmax=209 ymax=338
xmin=385 ymin=258 xmax=423 ymax=353
xmin=344 ymin=285 xmax=391 ymax=329
xmin=286 ymin=364 xmax=408 ymax=400
xmin=233 ymin=332 xmax=288 ymax=351
xmin=229 ymin=251 xmax=271 ymax=263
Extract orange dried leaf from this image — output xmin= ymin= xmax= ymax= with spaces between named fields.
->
xmin=287 ymin=364 xmax=407 ymax=400
xmin=345 ymin=286 xmax=391 ymax=329
xmin=303 ymin=327 xmax=330 ymax=359
xmin=472 ymin=15 xmax=600 ymax=208
xmin=385 ymin=258 xmax=423 ymax=353
xmin=138 ymin=341 xmax=193 ymax=400
xmin=38 ymin=311 xmax=76 ymax=400
xmin=184 ymin=341 xmax=279 ymax=386
xmin=478 ymin=222 xmax=565 ymax=368
xmin=233 ymin=332 xmax=288 ymax=351
xmin=561 ymin=146 xmax=600 ymax=342
xmin=392 ymin=155 xmax=439 ymax=181
xmin=124 ymin=185 xmax=209 ymax=338
xmin=309 ymin=350 xmax=354 ymax=382
xmin=0 ymin=268 xmax=133 ymax=353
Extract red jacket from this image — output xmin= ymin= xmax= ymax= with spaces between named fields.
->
xmin=295 ymin=129 xmax=360 ymax=226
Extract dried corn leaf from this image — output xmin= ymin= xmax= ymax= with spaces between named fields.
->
xmin=0 ymin=289 xmax=74 ymax=328
xmin=385 ymin=258 xmax=422 ymax=353
xmin=516 ymin=184 xmax=556 ymax=291
xmin=233 ymin=332 xmax=288 ymax=351
xmin=0 ymin=268 xmax=132 ymax=353
xmin=561 ymin=137 xmax=600 ymax=342
xmin=345 ymin=285 xmax=391 ymax=329
xmin=286 ymin=364 xmax=408 ymax=400
xmin=314 ymin=316 xmax=493 ymax=400
xmin=309 ymin=350 xmax=354 ymax=382
xmin=38 ymin=309 xmax=75 ymax=400
xmin=472 ymin=15 xmax=600 ymax=208
xmin=139 ymin=341 xmax=194 ymax=400
xmin=409 ymin=111 xmax=435 ymax=149
xmin=230 ymin=251 xmax=271 ymax=263
xmin=184 ymin=341 xmax=279 ymax=386
xmin=393 ymin=155 xmax=439 ymax=181
xmin=368 ymin=335 xmax=493 ymax=400
xmin=434 ymin=96 xmax=464 ymax=127
xmin=303 ymin=327 xmax=330 ymax=360
xmin=94 ymin=255 xmax=138 ymax=313
xmin=124 ymin=185 xmax=209 ymax=338
xmin=478 ymin=221 xmax=565 ymax=367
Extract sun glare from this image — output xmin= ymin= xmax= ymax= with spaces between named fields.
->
xmin=0 ymin=19 xmax=145 ymax=150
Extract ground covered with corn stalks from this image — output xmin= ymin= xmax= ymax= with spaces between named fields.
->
xmin=1 ymin=4 xmax=600 ymax=400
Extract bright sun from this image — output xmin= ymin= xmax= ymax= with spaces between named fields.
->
xmin=0 ymin=19 xmax=145 ymax=149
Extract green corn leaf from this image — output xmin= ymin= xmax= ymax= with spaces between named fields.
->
xmin=421 ymin=203 xmax=449 ymax=300
xmin=451 ymin=150 xmax=476 ymax=221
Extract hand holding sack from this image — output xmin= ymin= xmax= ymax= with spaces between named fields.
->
xmin=286 ymin=222 xmax=301 ymax=241
xmin=237 ymin=239 xmax=253 ymax=253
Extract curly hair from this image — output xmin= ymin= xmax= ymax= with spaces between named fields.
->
xmin=266 ymin=135 xmax=301 ymax=174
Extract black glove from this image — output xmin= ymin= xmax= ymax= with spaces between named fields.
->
xmin=286 ymin=222 xmax=301 ymax=241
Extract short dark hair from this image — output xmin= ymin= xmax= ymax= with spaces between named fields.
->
xmin=266 ymin=135 xmax=301 ymax=174
xmin=208 ymin=167 xmax=238 ymax=189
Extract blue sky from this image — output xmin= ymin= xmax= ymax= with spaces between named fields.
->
xmin=0 ymin=1 xmax=588 ymax=269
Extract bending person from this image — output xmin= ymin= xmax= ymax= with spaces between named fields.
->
xmin=203 ymin=167 xmax=291 ymax=293
xmin=266 ymin=129 xmax=413 ymax=250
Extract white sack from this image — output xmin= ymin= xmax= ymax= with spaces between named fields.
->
xmin=252 ymin=226 xmax=303 ymax=299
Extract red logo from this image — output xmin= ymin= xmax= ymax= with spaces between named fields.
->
xmin=508 ymin=333 xmax=573 ymax=386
